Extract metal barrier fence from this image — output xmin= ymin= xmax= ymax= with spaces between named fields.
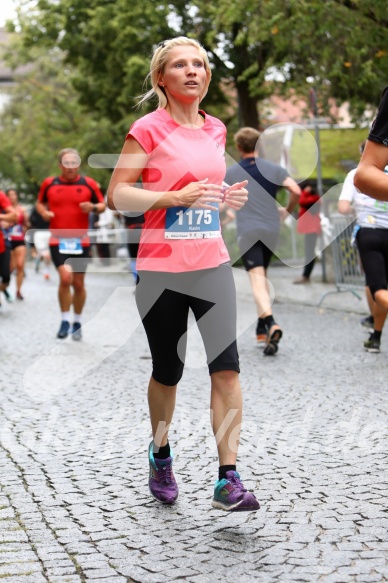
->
xmin=318 ymin=214 xmax=365 ymax=306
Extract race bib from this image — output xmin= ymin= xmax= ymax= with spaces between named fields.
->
xmin=59 ymin=238 xmax=83 ymax=254
xmin=11 ymin=224 xmax=23 ymax=237
xmin=165 ymin=206 xmax=221 ymax=239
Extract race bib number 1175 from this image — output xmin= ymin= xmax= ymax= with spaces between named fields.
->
xmin=165 ymin=206 xmax=221 ymax=239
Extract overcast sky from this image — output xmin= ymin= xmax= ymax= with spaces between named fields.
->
xmin=0 ymin=0 xmax=17 ymax=27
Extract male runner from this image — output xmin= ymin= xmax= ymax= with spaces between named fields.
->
xmin=36 ymin=148 xmax=105 ymax=340
xmin=226 ymin=127 xmax=301 ymax=355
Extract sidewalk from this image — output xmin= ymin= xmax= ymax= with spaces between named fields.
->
xmin=233 ymin=260 xmax=369 ymax=316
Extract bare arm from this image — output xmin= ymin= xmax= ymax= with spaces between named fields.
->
xmin=22 ymin=206 xmax=30 ymax=229
xmin=281 ymin=176 xmax=302 ymax=216
xmin=354 ymin=140 xmax=388 ymax=201
xmin=1 ymin=206 xmax=17 ymax=224
xmin=337 ymin=200 xmax=353 ymax=214
xmin=107 ymin=137 xmax=223 ymax=213
xmin=79 ymin=201 xmax=106 ymax=214
xmin=36 ymin=200 xmax=54 ymax=222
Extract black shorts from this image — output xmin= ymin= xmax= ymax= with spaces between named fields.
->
xmin=238 ymin=230 xmax=278 ymax=270
xmin=50 ymin=245 xmax=91 ymax=272
xmin=0 ymin=248 xmax=11 ymax=284
xmin=135 ymin=263 xmax=240 ymax=386
xmin=357 ymin=227 xmax=388 ymax=297
xmin=10 ymin=240 xmax=26 ymax=251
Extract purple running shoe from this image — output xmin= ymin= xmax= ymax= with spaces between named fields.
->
xmin=212 ymin=470 xmax=260 ymax=512
xmin=148 ymin=442 xmax=178 ymax=504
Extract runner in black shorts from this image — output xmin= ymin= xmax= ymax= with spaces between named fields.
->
xmin=226 ymin=127 xmax=301 ymax=355
xmin=7 ymin=189 xmax=29 ymax=300
xmin=354 ymin=86 xmax=388 ymax=351
xmin=36 ymin=148 xmax=105 ymax=340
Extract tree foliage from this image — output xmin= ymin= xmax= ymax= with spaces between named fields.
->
xmin=7 ymin=0 xmax=388 ymax=130
xmin=0 ymin=39 xmax=130 ymax=195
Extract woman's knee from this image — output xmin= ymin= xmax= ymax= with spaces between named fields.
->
xmin=211 ymin=369 xmax=239 ymax=390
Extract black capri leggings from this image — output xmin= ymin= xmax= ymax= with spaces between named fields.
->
xmin=135 ymin=263 xmax=240 ymax=386
xmin=357 ymin=227 xmax=388 ymax=298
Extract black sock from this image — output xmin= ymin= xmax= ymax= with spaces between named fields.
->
xmin=219 ymin=465 xmax=237 ymax=481
xmin=264 ymin=315 xmax=275 ymax=329
xmin=373 ymin=330 xmax=382 ymax=341
xmin=256 ymin=318 xmax=266 ymax=333
xmin=153 ymin=442 xmax=171 ymax=460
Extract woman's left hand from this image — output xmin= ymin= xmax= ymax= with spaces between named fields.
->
xmin=223 ymin=180 xmax=248 ymax=210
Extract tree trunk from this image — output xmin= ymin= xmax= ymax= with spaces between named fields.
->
xmin=236 ymin=79 xmax=260 ymax=129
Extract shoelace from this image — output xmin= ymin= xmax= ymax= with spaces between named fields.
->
xmin=229 ymin=474 xmax=247 ymax=492
xmin=155 ymin=463 xmax=174 ymax=485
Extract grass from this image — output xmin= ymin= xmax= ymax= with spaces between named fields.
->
xmin=291 ymin=127 xmax=368 ymax=183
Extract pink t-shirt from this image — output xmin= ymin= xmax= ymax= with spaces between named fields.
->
xmin=127 ymin=108 xmax=230 ymax=272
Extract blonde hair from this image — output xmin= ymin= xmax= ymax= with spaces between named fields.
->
xmin=137 ymin=37 xmax=212 ymax=109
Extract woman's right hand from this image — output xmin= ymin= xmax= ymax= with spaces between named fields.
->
xmin=176 ymin=179 xmax=223 ymax=211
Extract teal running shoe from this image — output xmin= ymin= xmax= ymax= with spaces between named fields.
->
xmin=148 ymin=442 xmax=178 ymax=504
xmin=212 ymin=470 xmax=260 ymax=512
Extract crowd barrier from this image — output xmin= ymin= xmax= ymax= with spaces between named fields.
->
xmin=318 ymin=214 xmax=365 ymax=306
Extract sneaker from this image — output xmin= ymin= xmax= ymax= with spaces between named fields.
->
xmin=3 ymin=289 xmax=13 ymax=303
xmin=148 ymin=442 xmax=178 ymax=504
xmin=360 ymin=315 xmax=374 ymax=332
xmin=57 ymin=320 xmax=70 ymax=339
xmin=212 ymin=470 xmax=260 ymax=512
xmin=256 ymin=327 xmax=267 ymax=345
xmin=263 ymin=325 xmax=282 ymax=356
xmin=364 ymin=334 xmax=380 ymax=353
xmin=71 ymin=322 xmax=82 ymax=341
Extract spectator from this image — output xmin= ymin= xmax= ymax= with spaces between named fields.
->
xmin=293 ymin=182 xmax=321 ymax=284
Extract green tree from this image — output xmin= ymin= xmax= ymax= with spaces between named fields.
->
xmin=195 ymin=0 xmax=388 ymax=124
xmin=0 ymin=40 xmax=131 ymax=196
xmin=8 ymin=0 xmax=388 ymax=129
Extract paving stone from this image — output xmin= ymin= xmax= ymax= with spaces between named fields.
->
xmin=1 ymin=265 xmax=388 ymax=582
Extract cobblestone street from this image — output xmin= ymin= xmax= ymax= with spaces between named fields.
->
xmin=1 ymin=260 xmax=387 ymax=582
